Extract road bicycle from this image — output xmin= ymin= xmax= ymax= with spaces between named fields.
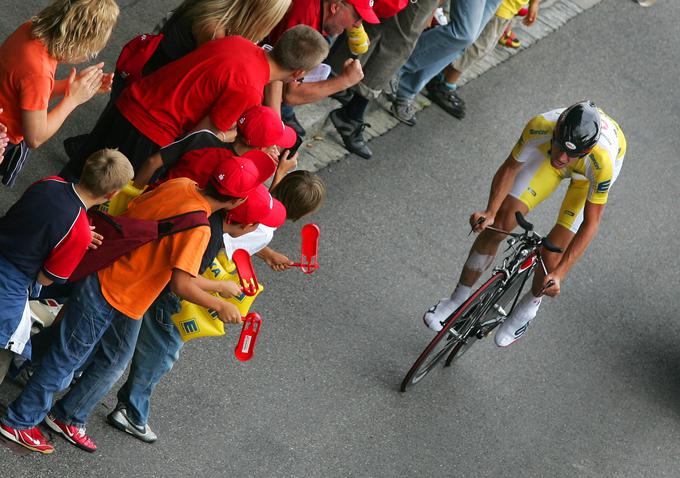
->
xmin=400 ymin=212 xmax=563 ymax=392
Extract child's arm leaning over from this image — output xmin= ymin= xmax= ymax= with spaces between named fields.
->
xmin=170 ymin=269 xmax=242 ymax=324
xmin=256 ymin=247 xmax=293 ymax=271
xmin=270 ymin=150 xmax=298 ymax=190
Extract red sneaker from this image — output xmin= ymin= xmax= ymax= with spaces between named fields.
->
xmin=0 ymin=423 xmax=55 ymax=454
xmin=44 ymin=414 xmax=97 ymax=452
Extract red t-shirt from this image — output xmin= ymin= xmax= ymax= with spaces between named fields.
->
xmin=266 ymin=0 xmax=323 ymax=45
xmin=116 ymin=36 xmax=270 ymax=147
xmin=0 ymin=22 xmax=58 ymax=144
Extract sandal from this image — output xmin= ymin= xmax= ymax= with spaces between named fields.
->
xmin=499 ymin=27 xmax=521 ymax=48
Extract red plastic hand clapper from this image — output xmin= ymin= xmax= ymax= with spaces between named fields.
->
xmin=234 ymin=313 xmax=262 ymax=361
xmin=290 ymin=223 xmax=320 ymax=274
xmin=232 ymin=249 xmax=259 ymax=296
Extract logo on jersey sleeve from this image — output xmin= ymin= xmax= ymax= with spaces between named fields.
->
xmin=590 ymin=155 xmax=601 ymax=170
xmin=596 ymin=180 xmax=611 ymax=193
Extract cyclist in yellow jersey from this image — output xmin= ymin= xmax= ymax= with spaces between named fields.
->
xmin=423 ymin=101 xmax=627 ymax=346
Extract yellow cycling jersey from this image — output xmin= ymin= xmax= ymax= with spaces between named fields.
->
xmin=510 ymin=108 xmax=626 ymax=205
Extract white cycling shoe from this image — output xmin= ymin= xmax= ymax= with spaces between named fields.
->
xmin=422 ymin=298 xmax=458 ymax=332
xmin=494 ymin=314 xmax=533 ymax=347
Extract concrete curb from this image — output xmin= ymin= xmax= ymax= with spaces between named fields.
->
xmin=294 ymin=0 xmax=605 ymax=172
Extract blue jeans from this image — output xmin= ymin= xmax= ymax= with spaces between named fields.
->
xmin=116 ymin=292 xmax=184 ymax=426
xmin=396 ymin=0 xmax=502 ymax=100
xmin=2 ymin=274 xmax=142 ymax=429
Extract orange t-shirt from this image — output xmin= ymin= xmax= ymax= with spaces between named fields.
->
xmin=0 ymin=22 xmax=58 ymax=144
xmin=98 ymin=178 xmax=211 ymax=319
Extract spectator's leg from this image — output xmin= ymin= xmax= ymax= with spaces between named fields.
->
xmin=330 ymin=0 xmax=441 ymax=153
xmin=116 ymin=295 xmax=184 ymax=427
xmin=446 ymin=16 xmax=511 ymax=83
xmin=49 ymin=308 xmax=143 ymax=427
xmin=397 ymin=0 xmax=502 ymax=100
xmin=281 ymin=104 xmax=306 ymax=138
xmin=1 ymin=275 xmax=116 ymax=429
xmin=0 ymin=349 xmax=11 ymax=385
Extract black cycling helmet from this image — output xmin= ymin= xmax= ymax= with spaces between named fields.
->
xmin=553 ymin=101 xmax=601 ymax=156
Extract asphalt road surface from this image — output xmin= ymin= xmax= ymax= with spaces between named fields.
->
xmin=1 ymin=1 xmax=679 ymax=476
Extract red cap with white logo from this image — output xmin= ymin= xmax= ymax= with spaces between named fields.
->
xmin=227 ymin=184 xmax=287 ymax=228
xmin=237 ymin=106 xmax=297 ymax=148
xmin=209 ymin=150 xmax=276 ymax=198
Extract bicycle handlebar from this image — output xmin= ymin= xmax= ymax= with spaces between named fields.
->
xmin=484 ymin=212 xmax=564 ymax=253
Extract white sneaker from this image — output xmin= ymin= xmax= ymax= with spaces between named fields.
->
xmin=494 ymin=314 xmax=532 ymax=347
xmin=422 ymin=299 xmax=458 ymax=332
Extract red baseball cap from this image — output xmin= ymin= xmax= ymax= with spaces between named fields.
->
xmin=227 ymin=184 xmax=287 ymax=228
xmin=237 ymin=106 xmax=297 ymax=148
xmin=346 ymin=0 xmax=380 ymax=24
xmin=209 ymin=150 xmax=276 ymax=198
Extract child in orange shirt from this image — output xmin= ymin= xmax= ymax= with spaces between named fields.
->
xmin=0 ymin=0 xmax=119 ymax=187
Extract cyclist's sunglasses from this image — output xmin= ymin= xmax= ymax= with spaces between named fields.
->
xmin=551 ymin=139 xmax=592 ymax=159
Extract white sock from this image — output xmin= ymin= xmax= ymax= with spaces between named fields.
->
xmin=494 ymin=292 xmax=542 ymax=347
xmin=450 ymin=283 xmax=472 ymax=309
xmin=515 ymin=292 xmax=543 ymax=319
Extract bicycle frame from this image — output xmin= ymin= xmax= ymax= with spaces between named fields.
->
xmin=441 ymin=226 xmax=553 ymax=364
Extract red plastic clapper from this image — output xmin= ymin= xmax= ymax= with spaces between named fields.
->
xmin=231 ymin=248 xmax=259 ymax=296
xmin=234 ymin=313 xmax=262 ymax=361
xmin=289 ymin=223 xmax=320 ymax=274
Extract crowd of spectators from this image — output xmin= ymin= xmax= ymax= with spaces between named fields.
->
xmin=0 ymin=0 xmax=544 ymax=454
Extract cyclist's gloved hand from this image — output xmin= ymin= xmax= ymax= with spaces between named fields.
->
xmin=470 ymin=211 xmax=494 ymax=233
xmin=540 ymin=274 xmax=561 ymax=297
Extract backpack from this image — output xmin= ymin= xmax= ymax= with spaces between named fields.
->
xmin=116 ymin=33 xmax=164 ymax=86
xmin=69 ymin=209 xmax=209 ymax=282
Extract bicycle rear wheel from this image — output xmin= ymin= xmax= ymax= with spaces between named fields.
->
xmin=400 ymin=274 xmax=505 ymax=392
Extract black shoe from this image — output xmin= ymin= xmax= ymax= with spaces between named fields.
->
xmin=329 ymin=108 xmax=373 ymax=159
xmin=425 ymin=80 xmax=466 ymax=119
xmin=283 ymin=113 xmax=306 ymax=138
xmin=330 ymin=89 xmax=354 ymax=106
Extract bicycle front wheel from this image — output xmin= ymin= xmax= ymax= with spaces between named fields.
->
xmin=400 ymin=273 xmax=505 ymax=392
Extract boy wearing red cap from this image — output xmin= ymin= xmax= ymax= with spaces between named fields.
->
xmin=106 ymin=183 xmax=287 ymax=444
xmin=0 ymin=157 xmax=271 ymax=454
xmin=106 ymin=169 xmax=327 ymax=444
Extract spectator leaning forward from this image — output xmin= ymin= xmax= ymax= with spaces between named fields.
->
xmin=63 ymin=0 xmax=293 ymax=159
xmin=0 ymin=150 xmax=133 ymax=389
xmin=60 ymin=25 xmax=330 ymax=180
xmin=0 ymin=0 xmax=119 ymax=187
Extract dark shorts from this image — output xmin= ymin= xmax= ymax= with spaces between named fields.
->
xmin=0 ymin=141 xmax=31 ymax=187
xmin=60 ymin=105 xmax=161 ymax=181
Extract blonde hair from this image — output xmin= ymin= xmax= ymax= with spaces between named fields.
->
xmin=80 ymin=149 xmax=134 ymax=197
xmin=31 ymin=0 xmax=119 ymax=63
xmin=175 ymin=0 xmax=292 ymax=43
xmin=271 ymin=171 xmax=326 ymax=222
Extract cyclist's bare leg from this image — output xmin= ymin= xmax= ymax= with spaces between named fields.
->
xmin=423 ymin=196 xmax=528 ymax=332
xmin=459 ymin=196 xmax=529 ymax=288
